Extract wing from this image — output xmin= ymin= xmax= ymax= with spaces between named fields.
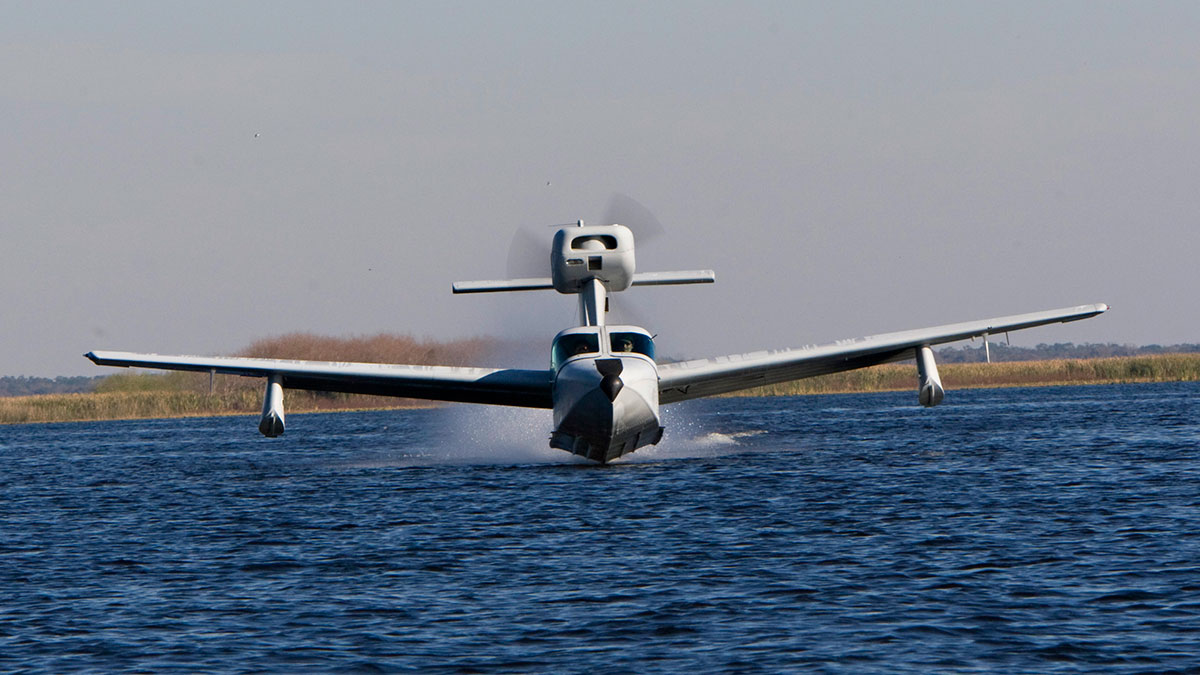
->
xmin=657 ymin=303 xmax=1108 ymax=404
xmin=85 ymin=351 xmax=553 ymax=408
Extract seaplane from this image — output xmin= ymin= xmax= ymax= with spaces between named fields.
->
xmin=86 ymin=216 xmax=1107 ymax=463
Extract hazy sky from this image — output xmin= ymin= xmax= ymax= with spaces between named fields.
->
xmin=3 ymin=1 xmax=1198 ymax=376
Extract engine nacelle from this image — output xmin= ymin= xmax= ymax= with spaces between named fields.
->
xmin=916 ymin=345 xmax=944 ymax=407
xmin=551 ymin=224 xmax=636 ymax=294
xmin=259 ymin=374 xmax=285 ymax=437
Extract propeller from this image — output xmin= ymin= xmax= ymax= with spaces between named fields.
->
xmin=502 ymin=194 xmax=667 ymax=328
xmin=606 ymin=292 xmax=655 ymax=328
xmin=601 ymin=193 xmax=667 ymax=326
xmin=505 ymin=226 xmax=553 ymax=279
xmin=602 ymin=193 xmax=666 ymax=242
xmin=505 ymin=194 xmax=666 ymax=279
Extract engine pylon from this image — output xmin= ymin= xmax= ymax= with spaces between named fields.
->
xmin=916 ymin=345 xmax=945 ymax=407
xmin=259 ymin=374 xmax=286 ymax=437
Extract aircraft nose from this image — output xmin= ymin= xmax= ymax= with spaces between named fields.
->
xmin=595 ymin=358 xmax=624 ymax=402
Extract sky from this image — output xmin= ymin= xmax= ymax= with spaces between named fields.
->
xmin=2 ymin=1 xmax=1198 ymax=376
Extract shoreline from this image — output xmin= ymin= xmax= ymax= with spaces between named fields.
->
xmin=726 ymin=353 xmax=1200 ymax=398
xmin=3 ymin=353 xmax=1197 ymax=426
xmin=0 ymin=390 xmax=435 ymax=426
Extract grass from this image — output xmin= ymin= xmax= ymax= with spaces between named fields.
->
xmin=0 ymin=388 xmax=432 ymax=425
xmin=737 ymin=353 xmax=1200 ymax=397
xmin=0 ymin=391 xmax=260 ymax=425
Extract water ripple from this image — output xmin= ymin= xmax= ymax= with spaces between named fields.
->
xmin=1 ymin=383 xmax=1199 ymax=672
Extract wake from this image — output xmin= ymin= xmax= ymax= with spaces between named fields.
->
xmin=334 ymin=406 xmax=767 ymax=468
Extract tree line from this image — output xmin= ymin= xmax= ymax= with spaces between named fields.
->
xmin=0 ymin=376 xmax=108 ymax=397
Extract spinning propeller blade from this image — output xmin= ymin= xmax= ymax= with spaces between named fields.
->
xmin=506 ymin=227 xmax=553 ymax=278
xmin=602 ymin=193 xmax=666 ymax=241
xmin=503 ymin=194 xmax=668 ymax=327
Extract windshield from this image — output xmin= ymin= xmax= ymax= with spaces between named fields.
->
xmin=552 ymin=333 xmax=600 ymax=368
xmin=609 ymin=332 xmax=655 ymax=360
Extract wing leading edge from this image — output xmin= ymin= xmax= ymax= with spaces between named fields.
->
xmin=657 ymin=303 xmax=1109 ymax=404
xmin=84 ymin=351 xmax=554 ymax=408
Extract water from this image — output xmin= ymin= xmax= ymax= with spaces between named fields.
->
xmin=2 ymin=382 xmax=1198 ymax=673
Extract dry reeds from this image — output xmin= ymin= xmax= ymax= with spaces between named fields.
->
xmin=0 ymin=388 xmax=427 ymax=425
xmin=0 ymin=391 xmax=260 ymax=424
xmin=236 ymin=332 xmax=488 ymax=366
xmin=736 ymin=353 xmax=1200 ymax=397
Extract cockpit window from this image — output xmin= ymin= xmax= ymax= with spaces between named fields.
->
xmin=609 ymin=332 xmax=655 ymax=360
xmin=552 ymin=333 xmax=600 ymax=368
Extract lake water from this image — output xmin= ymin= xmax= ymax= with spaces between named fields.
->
xmin=2 ymin=383 xmax=1198 ymax=673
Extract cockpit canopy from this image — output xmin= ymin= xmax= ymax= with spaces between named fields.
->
xmin=608 ymin=331 xmax=655 ymax=358
xmin=551 ymin=326 xmax=655 ymax=369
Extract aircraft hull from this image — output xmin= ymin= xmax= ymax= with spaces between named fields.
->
xmin=551 ymin=357 xmax=663 ymax=463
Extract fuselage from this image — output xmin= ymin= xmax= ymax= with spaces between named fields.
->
xmin=455 ymin=222 xmax=705 ymax=462
xmin=548 ymin=325 xmax=663 ymax=462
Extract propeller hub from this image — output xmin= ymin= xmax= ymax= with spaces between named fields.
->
xmin=596 ymin=358 xmax=624 ymax=402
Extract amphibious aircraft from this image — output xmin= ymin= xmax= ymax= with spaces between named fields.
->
xmin=87 ymin=220 xmax=1107 ymax=463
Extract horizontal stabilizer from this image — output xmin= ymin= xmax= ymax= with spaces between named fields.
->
xmin=630 ymin=270 xmax=716 ymax=286
xmin=452 ymin=277 xmax=555 ymax=294
xmin=452 ymin=270 xmax=714 ymax=294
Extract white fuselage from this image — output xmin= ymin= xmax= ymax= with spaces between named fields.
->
xmin=453 ymin=222 xmax=710 ymax=462
xmin=548 ymin=327 xmax=663 ymax=462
